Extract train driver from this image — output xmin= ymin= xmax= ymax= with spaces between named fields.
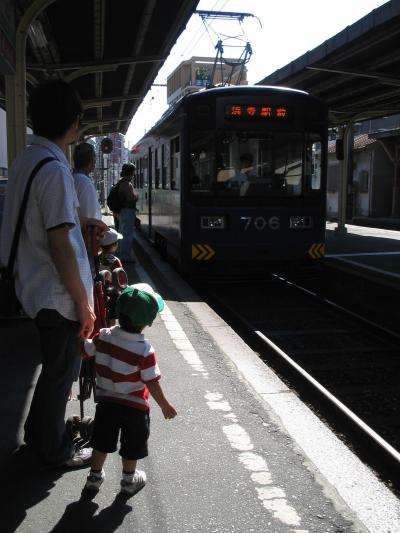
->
xmin=226 ymin=153 xmax=256 ymax=191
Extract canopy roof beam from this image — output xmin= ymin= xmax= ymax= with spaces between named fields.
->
xmin=27 ymin=56 xmax=166 ymax=72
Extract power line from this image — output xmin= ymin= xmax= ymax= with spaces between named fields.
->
xmin=180 ymin=0 xmax=230 ymax=59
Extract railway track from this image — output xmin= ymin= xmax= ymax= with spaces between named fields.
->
xmin=195 ymin=271 xmax=400 ymax=491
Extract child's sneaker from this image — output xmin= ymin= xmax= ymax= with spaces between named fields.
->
xmin=120 ymin=470 xmax=146 ymax=496
xmin=85 ymin=469 xmax=105 ymax=491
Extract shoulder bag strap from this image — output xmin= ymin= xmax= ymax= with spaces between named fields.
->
xmin=7 ymin=156 xmax=56 ymax=272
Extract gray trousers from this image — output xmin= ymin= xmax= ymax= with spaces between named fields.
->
xmin=24 ymin=309 xmax=80 ymax=465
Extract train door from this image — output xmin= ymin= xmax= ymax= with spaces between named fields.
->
xmin=148 ymin=146 xmax=153 ymax=237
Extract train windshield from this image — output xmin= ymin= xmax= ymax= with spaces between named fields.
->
xmin=189 ymin=130 xmax=322 ymax=196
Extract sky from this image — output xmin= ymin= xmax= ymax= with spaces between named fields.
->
xmin=125 ymin=0 xmax=389 ymax=147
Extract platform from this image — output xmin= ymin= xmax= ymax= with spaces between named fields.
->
xmin=325 ymin=222 xmax=400 ymax=286
xmin=0 ymin=220 xmax=399 ymax=532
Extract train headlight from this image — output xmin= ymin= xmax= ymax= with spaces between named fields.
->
xmin=289 ymin=215 xmax=313 ymax=229
xmin=201 ymin=215 xmax=226 ymax=229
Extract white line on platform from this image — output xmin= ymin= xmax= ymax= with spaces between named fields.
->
xmin=135 ymin=262 xmax=307 ymax=529
xmin=326 ymin=251 xmax=400 ymax=257
xmin=327 ymin=256 xmax=400 ymax=279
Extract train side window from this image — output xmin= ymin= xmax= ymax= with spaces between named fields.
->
xmin=149 ymin=149 xmax=153 ymax=189
xmin=136 ymin=158 xmax=140 ymax=188
xmin=305 ymin=137 xmax=322 ymax=191
xmin=189 ymin=130 xmax=215 ymax=192
xmin=142 ymin=156 xmax=148 ymax=188
xmin=155 ymin=147 xmax=161 ymax=188
xmin=161 ymin=144 xmax=168 ymax=189
xmin=171 ymin=137 xmax=180 ymax=190
xmin=132 ymin=159 xmax=138 ymax=188
xmin=138 ymin=158 xmax=143 ymax=188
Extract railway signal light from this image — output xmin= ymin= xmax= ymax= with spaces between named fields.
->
xmin=101 ymin=137 xmax=113 ymax=154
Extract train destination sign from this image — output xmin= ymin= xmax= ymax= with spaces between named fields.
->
xmin=225 ymin=104 xmax=290 ymax=120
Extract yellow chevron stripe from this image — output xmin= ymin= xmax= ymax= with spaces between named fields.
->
xmin=192 ymin=244 xmax=216 ymax=261
xmin=308 ymin=243 xmax=325 ymax=259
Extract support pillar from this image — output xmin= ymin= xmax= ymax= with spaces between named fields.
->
xmin=4 ymin=35 xmax=27 ymax=166
xmin=6 ymin=0 xmax=54 ymax=165
xmin=335 ymin=125 xmax=348 ymax=235
xmin=5 ymin=75 xmax=17 ymax=166
xmin=390 ymin=146 xmax=400 ymax=218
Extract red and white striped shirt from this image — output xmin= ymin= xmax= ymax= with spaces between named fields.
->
xmin=84 ymin=326 xmax=161 ymax=411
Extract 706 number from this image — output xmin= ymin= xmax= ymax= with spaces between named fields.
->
xmin=240 ymin=216 xmax=281 ymax=230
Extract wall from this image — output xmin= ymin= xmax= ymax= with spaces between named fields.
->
xmin=327 ymin=140 xmax=398 ymax=220
xmin=353 ymin=151 xmax=372 ymax=217
xmin=370 ymin=148 xmax=393 ymax=217
xmin=167 ymin=56 xmax=248 ymax=106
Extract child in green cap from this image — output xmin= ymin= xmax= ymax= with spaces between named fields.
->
xmin=82 ymin=283 xmax=177 ymax=496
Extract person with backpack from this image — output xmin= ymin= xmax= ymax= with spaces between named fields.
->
xmin=107 ymin=179 xmax=123 ymax=232
xmin=108 ymin=164 xmax=138 ymax=263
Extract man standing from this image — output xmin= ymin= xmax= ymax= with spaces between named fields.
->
xmin=0 ymin=80 xmax=106 ymax=467
xmin=117 ymin=163 xmax=138 ymax=263
xmin=72 ymin=142 xmax=102 ymax=220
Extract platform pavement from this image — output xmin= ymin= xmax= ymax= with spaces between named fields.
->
xmin=326 ymin=221 xmax=400 ymax=254
xmin=0 ymin=276 xmax=359 ymax=533
xmin=325 ymin=222 xmax=400 ymax=285
xmin=0 ymin=220 xmax=399 ymax=532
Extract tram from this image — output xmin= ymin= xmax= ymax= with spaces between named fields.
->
xmin=131 ymin=85 xmax=328 ymax=275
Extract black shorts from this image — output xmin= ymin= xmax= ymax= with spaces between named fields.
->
xmin=90 ymin=402 xmax=150 ymax=460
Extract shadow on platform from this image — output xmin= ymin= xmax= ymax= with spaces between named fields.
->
xmin=0 ymin=318 xmax=40 ymax=465
xmin=50 ymin=492 xmax=132 ymax=533
xmin=0 ymin=445 xmax=63 ymax=532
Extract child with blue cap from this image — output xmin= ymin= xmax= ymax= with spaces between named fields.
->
xmin=83 ymin=283 xmax=177 ymax=496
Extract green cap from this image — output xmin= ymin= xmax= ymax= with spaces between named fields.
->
xmin=116 ymin=283 xmax=165 ymax=326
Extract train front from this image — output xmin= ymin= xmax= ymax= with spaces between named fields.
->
xmin=181 ymin=86 xmax=328 ymax=275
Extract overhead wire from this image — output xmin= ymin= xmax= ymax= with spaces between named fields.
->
xmin=181 ymin=0 xmax=230 ymax=58
xmin=239 ymin=19 xmax=249 ymax=42
xmin=202 ymin=18 xmax=219 ymax=49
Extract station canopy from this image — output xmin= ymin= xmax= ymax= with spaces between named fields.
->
xmin=258 ymin=0 xmax=400 ymax=126
xmin=11 ymin=0 xmax=199 ymax=137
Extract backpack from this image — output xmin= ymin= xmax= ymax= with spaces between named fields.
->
xmin=106 ymin=181 xmax=123 ymax=213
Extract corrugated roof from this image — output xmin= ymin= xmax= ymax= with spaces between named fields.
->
xmin=258 ymin=0 xmax=400 ymax=126
xmin=328 ymin=134 xmax=376 ymax=154
xmin=5 ymin=1 xmax=199 ymax=137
